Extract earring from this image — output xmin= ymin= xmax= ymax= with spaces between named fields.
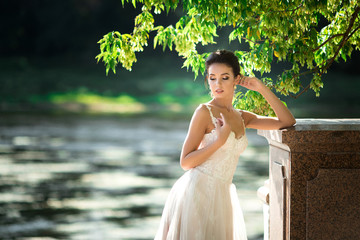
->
xmin=209 ymin=91 xmax=214 ymax=98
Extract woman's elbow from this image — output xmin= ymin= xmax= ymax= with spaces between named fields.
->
xmin=280 ymin=118 xmax=296 ymax=129
xmin=289 ymin=118 xmax=296 ymax=127
xmin=180 ymin=158 xmax=191 ymax=171
xmin=180 ymin=164 xmax=191 ymax=171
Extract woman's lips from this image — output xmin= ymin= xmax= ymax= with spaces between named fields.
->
xmin=215 ymin=89 xmax=224 ymax=94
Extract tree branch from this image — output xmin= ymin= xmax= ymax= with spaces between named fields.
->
xmin=268 ymin=2 xmax=304 ymax=14
xmin=346 ymin=24 xmax=360 ymax=42
xmin=290 ymin=83 xmax=310 ymax=99
xmin=290 ymin=6 xmax=360 ymax=99
xmin=313 ymin=33 xmax=344 ymax=52
xmin=288 ymin=67 xmax=318 ymax=99
xmin=321 ymin=6 xmax=360 ymax=74
xmin=241 ymin=37 xmax=262 ymax=45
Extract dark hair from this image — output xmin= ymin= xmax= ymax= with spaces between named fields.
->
xmin=205 ymin=50 xmax=241 ymax=77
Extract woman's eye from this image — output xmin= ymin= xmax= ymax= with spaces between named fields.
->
xmin=223 ymin=77 xmax=229 ymax=80
xmin=210 ymin=78 xmax=216 ymax=81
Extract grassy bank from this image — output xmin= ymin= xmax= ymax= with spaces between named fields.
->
xmin=0 ymin=56 xmax=209 ymax=117
xmin=25 ymin=89 xmax=210 ymax=116
xmin=1 ymin=56 xmax=359 ymax=118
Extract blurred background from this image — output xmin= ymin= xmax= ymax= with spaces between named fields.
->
xmin=0 ymin=1 xmax=359 ymax=239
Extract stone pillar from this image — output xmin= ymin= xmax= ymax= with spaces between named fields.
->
xmin=257 ymin=119 xmax=360 ymax=240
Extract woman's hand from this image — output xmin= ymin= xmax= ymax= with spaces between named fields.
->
xmin=215 ymin=113 xmax=231 ymax=146
xmin=238 ymin=76 xmax=296 ymax=130
xmin=238 ymin=76 xmax=266 ymax=92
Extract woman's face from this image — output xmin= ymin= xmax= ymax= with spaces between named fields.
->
xmin=207 ymin=63 xmax=239 ymax=99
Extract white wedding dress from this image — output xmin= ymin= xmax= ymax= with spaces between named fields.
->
xmin=155 ymin=105 xmax=248 ymax=240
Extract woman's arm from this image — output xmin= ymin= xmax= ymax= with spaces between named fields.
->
xmin=239 ymin=76 xmax=296 ymax=130
xmin=180 ymin=105 xmax=231 ymax=170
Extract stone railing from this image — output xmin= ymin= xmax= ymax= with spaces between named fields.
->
xmin=257 ymin=119 xmax=360 ymax=240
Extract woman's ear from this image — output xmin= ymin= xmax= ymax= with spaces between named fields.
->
xmin=234 ymin=74 xmax=241 ymax=85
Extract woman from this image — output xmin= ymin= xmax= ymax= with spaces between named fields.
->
xmin=155 ymin=50 xmax=296 ymax=240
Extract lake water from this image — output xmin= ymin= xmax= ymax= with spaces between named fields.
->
xmin=0 ymin=113 xmax=269 ymax=240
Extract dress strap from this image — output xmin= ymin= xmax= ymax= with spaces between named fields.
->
xmin=237 ymin=109 xmax=246 ymax=128
xmin=205 ymin=104 xmax=217 ymax=128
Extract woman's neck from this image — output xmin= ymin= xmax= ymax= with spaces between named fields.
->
xmin=210 ymin=98 xmax=234 ymax=112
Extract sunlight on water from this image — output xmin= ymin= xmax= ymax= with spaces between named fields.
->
xmin=13 ymin=136 xmax=34 ymax=146
xmin=96 ymin=147 xmax=134 ymax=161
xmin=0 ymin=193 xmax=34 ymax=203
xmin=0 ymin=114 xmax=268 ymax=240
xmin=81 ymin=171 xmax=165 ymax=190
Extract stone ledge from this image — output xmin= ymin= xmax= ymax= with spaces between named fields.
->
xmin=258 ymin=119 xmax=360 ymax=153
xmin=257 ymin=118 xmax=360 ymax=239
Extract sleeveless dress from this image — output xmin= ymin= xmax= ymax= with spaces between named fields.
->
xmin=155 ymin=105 xmax=248 ymax=240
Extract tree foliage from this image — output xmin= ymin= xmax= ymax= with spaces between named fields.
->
xmin=96 ymin=0 xmax=360 ymax=116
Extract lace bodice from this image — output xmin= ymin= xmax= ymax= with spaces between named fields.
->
xmin=196 ymin=105 xmax=248 ymax=183
xmin=156 ymin=104 xmax=249 ymax=240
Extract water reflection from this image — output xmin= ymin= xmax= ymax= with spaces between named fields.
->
xmin=0 ymin=113 xmax=268 ymax=239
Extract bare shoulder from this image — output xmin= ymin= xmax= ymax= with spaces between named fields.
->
xmin=189 ymin=104 xmax=212 ymax=132
xmin=193 ymin=103 xmax=210 ymax=119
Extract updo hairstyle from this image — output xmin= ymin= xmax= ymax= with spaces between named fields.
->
xmin=205 ymin=50 xmax=241 ymax=79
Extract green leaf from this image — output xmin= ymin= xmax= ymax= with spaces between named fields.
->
xmin=96 ymin=0 xmax=360 ymax=111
